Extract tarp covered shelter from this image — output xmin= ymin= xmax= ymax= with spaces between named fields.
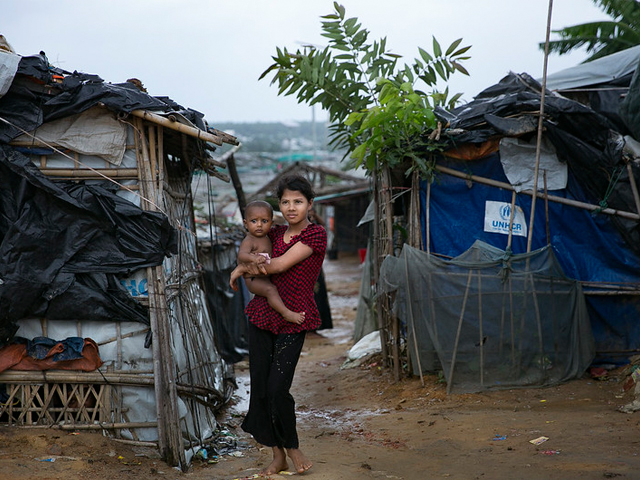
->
xmin=379 ymin=48 xmax=640 ymax=391
xmin=0 ymin=46 xmax=238 ymax=468
xmin=381 ymin=242 xmax=595 ymax=394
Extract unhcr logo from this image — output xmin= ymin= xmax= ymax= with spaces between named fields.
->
xmin=500 ymin=204 xmax=512 ymax=221
xmin=484 ymin=200 xmax=527 ymax=237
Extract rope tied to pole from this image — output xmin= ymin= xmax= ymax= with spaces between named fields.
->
xmin=593 ymin=165 xmax=625 ymax=215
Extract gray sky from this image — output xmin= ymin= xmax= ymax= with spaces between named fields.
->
xmin=3 ymin=0 xmax=608 ymax=125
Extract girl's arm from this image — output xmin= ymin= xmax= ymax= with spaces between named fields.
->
xmin=229 ymin=241 xmax=312 ymax=291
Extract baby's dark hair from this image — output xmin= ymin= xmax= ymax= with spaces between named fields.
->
xmin=244 ymin=200 xmax=273 ymax=218
xmin=276 ymin=174 xmax=315 ymax=201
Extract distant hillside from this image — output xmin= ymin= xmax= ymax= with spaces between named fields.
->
xmin=212 ymin=121 xmax=332 ymax=153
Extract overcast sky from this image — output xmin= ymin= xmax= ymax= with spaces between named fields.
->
xmin=3 ymin=0 xmax=608 ymax=125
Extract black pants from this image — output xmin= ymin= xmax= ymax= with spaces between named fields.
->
xmin=241 ymin=323 xmax=306 ymax=449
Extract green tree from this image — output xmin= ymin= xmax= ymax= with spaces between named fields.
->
xmin=542 ymin=0 xmax=640 ymax=61
xmin=259 ymin=1 xmax=470 ymax=177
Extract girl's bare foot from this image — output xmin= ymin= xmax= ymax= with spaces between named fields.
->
xmin=283 ymin=310 xmax=305 ymax=325
xmin=260 ymin=447 xmax=288 ymax=476
xmin=286 ymin=448 xmax=313 ymax=474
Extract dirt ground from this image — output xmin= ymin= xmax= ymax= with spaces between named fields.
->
xmin=2 ymin=253 xmax=640 ymax=479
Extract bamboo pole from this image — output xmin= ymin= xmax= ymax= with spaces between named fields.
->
xmin=435 ymin=164 xmax=640 ymax=221
xmin=130 ymin=110 xmax=224 ymax=145
xmin=148 ymin=124 xmax=158 ymax=183
xmin=626 ymin=161 xmax=640 ymax=214
xmin=227 ymin=152 xmax=247 ymax=218
xmin=425 ymin=179 xmax=431 ymax=253
xmin=372 ymin=168 xmax=388 ymax=366
xmin=382 ymin=165 xmax=400 ymax=381
xmin=404 ymin=249 xmax=424 ymax=386
xmin=506 ymin=191 xmax=517 ymax=250
xmin=157 ymin=126 xmax=165 ymax=210
xmin=39 ymin=168 xmax=139 ymax=178
xmin=527 ymin=0 xmax=554 ymax=253
xmin=0 ymin=371 xmax=217 ymax=396
xmin=447 ymin=269 xmax=474 ymax=394
xmin=478 ymin=272 xmax=484 ymax=388
xmin=544 ymin=170 xmax=551 ymax=244
xmin=135 ymin=117 xmax=185 ymax=468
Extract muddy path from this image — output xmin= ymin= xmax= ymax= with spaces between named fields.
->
xmin=1 ymin=254 xmax=639 ymax=479
xmin=190 ymin=254 xmax=640 ymax=480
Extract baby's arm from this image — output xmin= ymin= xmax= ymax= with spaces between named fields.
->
xmin=237 ymin=237 xmax=269 ymax=266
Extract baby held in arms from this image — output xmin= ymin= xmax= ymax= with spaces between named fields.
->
xmin=235 ymin=200 xmax=305 ymax=325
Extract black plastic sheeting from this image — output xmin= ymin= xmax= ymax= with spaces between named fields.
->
xmin=433 ymin=72 xmax=640 ymax=256
xmin=0 ymin=144 xmax=178 ymax=346
xmin=0 ymin=52 xmax=206 ymax=143
xmin=620 ymin=60 xmax=640 ymax=141
xmin=202 ymin=261 xmax=249 ymax=365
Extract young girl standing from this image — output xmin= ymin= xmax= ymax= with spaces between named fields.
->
xmin=230 ymin=174 xmax=326 ymax=476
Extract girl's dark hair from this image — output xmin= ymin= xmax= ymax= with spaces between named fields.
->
xmin=276 ymin=174 xmax=315 ymax=201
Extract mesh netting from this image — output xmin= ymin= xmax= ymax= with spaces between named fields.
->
xmin=380 ymin=241 xmax=595 ymax=393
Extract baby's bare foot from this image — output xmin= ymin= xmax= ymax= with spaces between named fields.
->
xmin=286 ymin=448 xmax=312 ymax=474
xmin=283 ymin=310 xmax=305 ymax=325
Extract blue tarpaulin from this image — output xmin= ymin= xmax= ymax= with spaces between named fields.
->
xmin=422 ymin=154 xmax=640 ymax=362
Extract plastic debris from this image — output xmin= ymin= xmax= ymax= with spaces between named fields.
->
xmin=542 ymin=450 xmax=560 ymax=455
xmin=529 ymin=436 xmax=549 ymax=445
xmin=195 ymin=448 xmax=208 ymax=461
xmin=492 ymin=435 xmax=507 ymax=441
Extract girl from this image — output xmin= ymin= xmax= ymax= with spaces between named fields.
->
xmin=230 ymin=174 xmax=326 ymax=475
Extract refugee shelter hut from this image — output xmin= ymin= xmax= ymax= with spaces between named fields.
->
xmin=379 ymin=56 xmax=640 ymax=392
xmin=0 ymin=47 xmax=238 ymax=468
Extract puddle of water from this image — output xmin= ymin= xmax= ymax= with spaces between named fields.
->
xmin=296 ymin=406 xmax=391 ymax=429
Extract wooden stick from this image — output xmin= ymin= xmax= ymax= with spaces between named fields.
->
xmin=435 ymin=164 xmax=640 ymax=221
xmin=447 ymin=269 xmax=473 ymax=394
xmin=148 ymin=124 xmax=157 ymax=184
xmin=426 ymin=179 xmax=431 ymax=253
xmin=227 ymin=152 xmax=247 ymax=217
xmin=627 ymin=161 xmax=640 ymax=215
xmin=506 ymin=191 xmax=517 ymax=250
xmin=404 ymin=249 xmax=424 ymax=386
xmin=131 ymin=110 xmax=224 ymax=145
xmin=478 ymin=271 xmax=484 ymax=388
xmin=39 ymin=168 xmax=138 ymax=178
xmin=526 ymin=0 xmax=554 ymax=253
xmin=208 ymin=127 xmax=239 ymax=145
xmin=544 ymin=170 xmax=551 ymax=244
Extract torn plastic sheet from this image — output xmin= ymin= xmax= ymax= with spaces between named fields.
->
xmin=0 ymin=145 xmax=178 ymax=345
xmin=13 ymin=106 xmax=127 ymax=166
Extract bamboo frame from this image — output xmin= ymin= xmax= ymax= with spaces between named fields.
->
xmin=435 ymin=164 xmax=640 ymax=221
xmin=134 ymin=117 xmax=185 ymax=468
xmin=130 ymin=110 xmax=226 ymax=146
xmin=39 ymin=168 xmax=138 ymax=178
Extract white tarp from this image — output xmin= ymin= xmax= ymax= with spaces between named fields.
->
xmin=0 ymin=50 xmax=20 ymax=97
xmin=499 ymin=136 xmax=567 ymax=192
xmin=15 ymin=106 xmax=127 ymax=165
xmin=544 ymin=44 xmax=640 ymax=91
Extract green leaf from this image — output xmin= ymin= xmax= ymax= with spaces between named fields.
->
xmin=432 ymin=37 xmax=442 ymax=57
xmin=418 ymin=47 xmax=433 ymax=63
xmin=452 ymin=45 xmax=472 ymax=57
xmin=445 ymin=38 xmax=463 ymax=56
xmin=452 ymin=60 xmax=470 ymax=76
